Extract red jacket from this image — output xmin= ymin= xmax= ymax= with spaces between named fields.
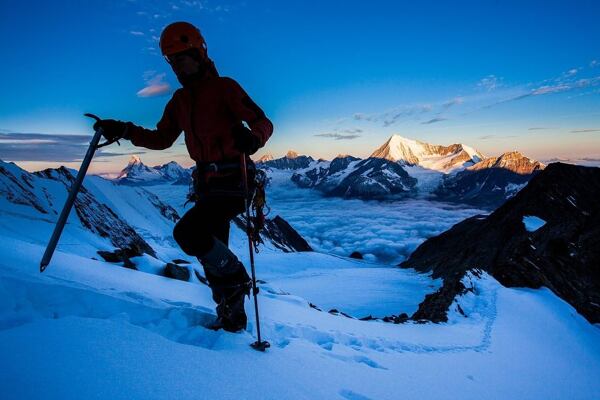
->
xmin=129 ymin=76 xmax=273 ymax=163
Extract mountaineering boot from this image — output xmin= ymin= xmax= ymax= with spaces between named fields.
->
xmin=199 ymin=238 xmax=252 ymax=332
xmin=206 ymin=267 xmax=251 ymax=332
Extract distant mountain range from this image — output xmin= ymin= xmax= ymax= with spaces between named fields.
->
xmin=117 ymin=155 xmax=193 ymax=186
xmin=105 ymin=134 xmax=544 ymax=209
xmin=259 ymin=135 xmax=544 ymax=208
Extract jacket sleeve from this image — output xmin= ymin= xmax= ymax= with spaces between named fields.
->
xmin=128 ymin=94 xmax=182 ymax=150
xmin=223 ymin=77 xmax=274 ymax=148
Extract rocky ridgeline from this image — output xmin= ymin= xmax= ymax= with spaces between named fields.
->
xmin=402 ymin=163 xmax=600 ymax=323
xmin=34 ymin=166 xmax=158 ymax=258
xmin=434 ymin=151 xmax=545 ymax=208
xmin=257 ymin=150 xmax=314 ymax=170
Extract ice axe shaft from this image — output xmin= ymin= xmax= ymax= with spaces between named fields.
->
xmin=241 ymin=154 xmax=270 ymax=351
xmin=40 ymin=113 xmax=104 ymax=272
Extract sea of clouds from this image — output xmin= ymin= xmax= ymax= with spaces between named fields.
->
xmin=265 ymin=170 xmax=484 ymax=265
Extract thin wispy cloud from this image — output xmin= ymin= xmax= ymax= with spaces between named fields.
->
xmin=354 ymin=104 xmax=433 ymax=127
xmin=128 ymin=0 xmax=236 ymax=54
xmin=478 ymin=134 xmax=518 ymax=140
xmin=0 ymin=132 xmax=142 ymax=163
xmin=528 ymin=127 xmax=550 ymax=131
xmin=475 ymin=73 xmax=600 ymax=112
xmin=422 ymin=117 xmax=447 ymax=125
xmin=565 ymin=68 xmax=579 ymax=76
xmin=443 ymin=97 xmax=464 ymax=109
xmin=477 ymin=75 xmax=502 ymax=91
xmin=341 ymin=128 xmax=363 ymax=134
xmin=314 ymin=133 xmax=361 ymax=140
xmin=347 ymin=61 xmax=600 ymax=130
xmin=137 ymin=71 xmax=171 ymax=98
xmin=570 ymin=128 xmax=600 ymax=133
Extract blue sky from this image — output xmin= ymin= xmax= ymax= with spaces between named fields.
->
xmin=1 ymin=0 xmax=599 ymax=173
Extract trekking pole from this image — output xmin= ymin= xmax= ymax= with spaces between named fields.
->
xmin=241 ymin=153 xmax=270 ymax=351
xmin=40 ymin=113 xmax=120 ymax=272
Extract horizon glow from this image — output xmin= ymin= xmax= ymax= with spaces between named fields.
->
xmin=1 ymin=1 xmax=599 ymax=174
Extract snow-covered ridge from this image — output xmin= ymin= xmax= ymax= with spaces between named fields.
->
xmin=468 ymin=151 xmax=545 ymax=174
xmin=291 ymin=156 xmax=417 ymax=199
xmin=117 ymin=155 xmax=192 ymax=185
xmin=0 ymin=159 xmax=181 ymax=259
xmin=267 ymin=136 xmax=542 ymax=206
xmin=370 ymin=134 xmax=484 ymax=172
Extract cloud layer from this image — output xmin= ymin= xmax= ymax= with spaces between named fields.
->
xmin=266 ymin=170 xmax=483 ymax=265
xmin=0 ymin=132 xmax=142 ymax=162
xmin=137 ymin=72 xmax=171 ymax=98
xmin=314 ymin=128 xmax=363 ymax=140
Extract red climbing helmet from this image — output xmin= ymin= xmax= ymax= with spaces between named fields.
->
xmin=159 ymin=21 xmax=208 ymax=58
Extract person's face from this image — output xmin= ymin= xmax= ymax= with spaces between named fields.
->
xmin=167 ymin=51 xmax=202 ymax=78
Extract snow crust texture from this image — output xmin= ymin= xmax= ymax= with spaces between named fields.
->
xmin=1 ymin=159 xmax=599 ymax=399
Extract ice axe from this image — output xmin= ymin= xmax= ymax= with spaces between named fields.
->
xmin=40 ymin=113 xmax=121 ymax=272
xmin=240 ymin=153 xmax=270 ymax=352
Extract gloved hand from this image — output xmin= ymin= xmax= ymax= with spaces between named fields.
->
xmin=232 ymin=124 xmax=261 ymax=155
xmin=93 ymin=119 xmax=131 ymax=142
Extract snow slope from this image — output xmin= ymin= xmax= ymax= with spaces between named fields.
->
xmin=1 ymin=162 xmax=599 ymax=399
xmin=1 ymin=236 xmax=599 ymax=399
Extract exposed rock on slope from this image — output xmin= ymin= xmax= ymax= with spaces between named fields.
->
xmin=36 ymin=167 xmax=157 ymax=257
xmin=234 ymin=214 xmax=312 ymax=252
xmin=0 ymin=160 xmax=49 ymax=214
xmin=402 ymin=163 xmax=600 ymax=323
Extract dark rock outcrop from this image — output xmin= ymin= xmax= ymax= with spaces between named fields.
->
xmin=349 ymin=251 xmax=363 ymax=259
xmin=234 ymin=214 xmax=312 ymax=252
xmin=402 ymin=163 xmax=600 ymax=323
xmin=141 ymin=188 xmax=180 ymax=223
xmin=164 ymin=262 xmax=191 ymax=281
xmin=97 ymin=248 xmax=140 ymax=270
xmin=410 ymin=273 xmax=474 ymax=323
